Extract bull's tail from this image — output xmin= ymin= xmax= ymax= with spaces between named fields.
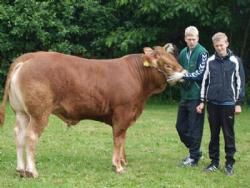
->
xmin=0 ymin=61 xmax=21 ymax=127
xmin=0 ymin=72 xmax=10 ymax=126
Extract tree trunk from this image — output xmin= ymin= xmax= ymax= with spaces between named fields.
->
xmin=240 ymin=16 xmax=250 ymax=61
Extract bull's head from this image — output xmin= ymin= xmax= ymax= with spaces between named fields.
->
xmin=143 ymin=43 xmax=186 ymax=85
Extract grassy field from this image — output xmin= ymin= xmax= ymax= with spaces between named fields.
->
xmin=0 ymin=103 xmax=249 ymax=188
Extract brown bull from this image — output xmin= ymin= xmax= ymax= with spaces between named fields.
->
xmin=0 ymin=44 xmax=185 ymax=177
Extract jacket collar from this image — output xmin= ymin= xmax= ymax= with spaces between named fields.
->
xmin=186 ymin=43 xmax=201 ymax=53
xmin=215 ymin=49 xmax=233 ymax=60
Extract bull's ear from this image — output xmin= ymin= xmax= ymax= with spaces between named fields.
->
xmin=143 ymin=47 xmax=154 ymax=55
xmin=163 ymin=43 xmax=178 ymax=57
xmin=163 ymin=43 xmax=174 ymax=53
xmin=143 ymin=47 xmax=158 ymax=67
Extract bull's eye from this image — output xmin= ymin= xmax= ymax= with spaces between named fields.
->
xmin=165 ymin=64 xmax=171 ymax=68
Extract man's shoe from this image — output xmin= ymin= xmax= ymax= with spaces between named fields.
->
xmin=182 ymin=157 xmax=197 ymax=167
xmin=224 ymin=164 xmax=234 ymax=176
xmin=182 ymin=155 xmax=190 ymax=162
xmin=204 ymin=163 xmax=218 ymax=172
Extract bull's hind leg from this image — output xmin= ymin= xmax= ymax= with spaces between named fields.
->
xmin=14 ymin=112 xmax=29 ymax=177
xmin=25 ymin=115 xmax=49 ymax=178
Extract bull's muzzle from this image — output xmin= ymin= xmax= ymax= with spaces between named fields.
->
xmin=167 ymin=69 xmax=187 ymax=85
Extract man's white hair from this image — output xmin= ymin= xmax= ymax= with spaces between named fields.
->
xmin=212 ymin=32 xmax=228 ymax=43
xmin=185 ymin=26 xmax=199 ymax=37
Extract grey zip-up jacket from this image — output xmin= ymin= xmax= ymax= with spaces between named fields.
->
xmin=200 ymin=50 xmax=245 ymax=105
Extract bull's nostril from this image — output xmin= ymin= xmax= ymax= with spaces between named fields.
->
xmin=177 ymin=68 xmax=182 ymax=72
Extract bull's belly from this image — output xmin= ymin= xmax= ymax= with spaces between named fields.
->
xmin=53 ymin=109 xmax=112 ymax=126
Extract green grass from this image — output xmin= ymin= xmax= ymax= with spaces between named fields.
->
xmin=0 ymin=103 xmax=250 ymax=188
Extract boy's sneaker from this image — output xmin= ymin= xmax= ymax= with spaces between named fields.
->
xmin=204 ymin=163 xmax=218 ymax=172
xmin=224 ymin=164 xmax=234 ymax=176
xmin=182 ymin=157 xmax=198 ymax=167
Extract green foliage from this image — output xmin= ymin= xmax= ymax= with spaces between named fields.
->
xmin=0 ymin=0 xmax=249 ymax=99
xmin=245 ymin=82 xmax=250 ymax=106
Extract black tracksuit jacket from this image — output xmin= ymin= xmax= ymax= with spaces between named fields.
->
xmin=200 ymin=50 xmax=245 ymax=105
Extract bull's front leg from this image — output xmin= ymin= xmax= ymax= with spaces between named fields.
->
xmin=120 ymin=132 xmax=128 ymax=166
xmin=112 ymin=127 xmax=127 ymax=173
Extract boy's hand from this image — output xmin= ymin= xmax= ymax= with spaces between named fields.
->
xmin=235 ymin=105 xmax=242 ymax=115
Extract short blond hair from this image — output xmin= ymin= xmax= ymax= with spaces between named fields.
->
xmin=212 ymin=32 xmax=228 ymax=43
xmin=185 ymin=26 xmax=199 ymax=37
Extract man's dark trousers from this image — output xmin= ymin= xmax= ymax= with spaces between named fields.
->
xmin=176 ymin=100 xmax=204 ymax=161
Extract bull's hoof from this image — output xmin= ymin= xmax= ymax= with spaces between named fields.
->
xmin=116 ymin=167 xmax=125 ymax=174
xmin=25 ymin=171 xmax=39 ymax=178
xmin=16 ymin=169 xmax=26 ymax=177
xmin=121 ymin=159 xmax=128 ymax=166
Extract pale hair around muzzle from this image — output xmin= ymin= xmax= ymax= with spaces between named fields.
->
xmin=167 ymin=69 xmax=187 ymax=85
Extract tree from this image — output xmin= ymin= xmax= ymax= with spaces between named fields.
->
xmin=0 ymin=0 xmax=249 ymax=100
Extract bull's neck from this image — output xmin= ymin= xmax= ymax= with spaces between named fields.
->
xmin=142 ymin=67 xmax=167 ymax=97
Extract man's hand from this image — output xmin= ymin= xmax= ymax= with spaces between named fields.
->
xmin=196 ymin=102 xmax=204 ymax=114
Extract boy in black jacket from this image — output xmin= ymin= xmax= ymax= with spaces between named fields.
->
xmin=196 ymin=32 xmax=245 ymax=176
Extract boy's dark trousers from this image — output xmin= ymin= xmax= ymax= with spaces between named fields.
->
xmin=176 ymin=100 xmax=204 ymax=161
xmin=207 ymin=102 xmax=236 ymax=166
